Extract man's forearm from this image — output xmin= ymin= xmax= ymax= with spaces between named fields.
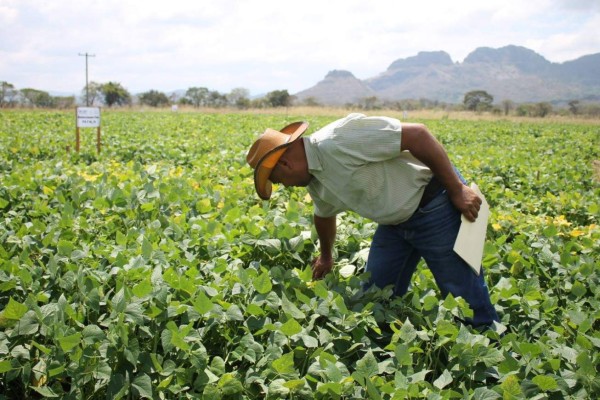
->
xmin=400 ymin=123 xmax=482 ymax=221
xmin=400 ymin=123 xmax=463 ymax=195
xmin=314 ymin=215 xmax=336 ymax=259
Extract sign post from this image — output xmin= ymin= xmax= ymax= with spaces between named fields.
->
xmin=75 ymin=107 xmax=101 ymax=153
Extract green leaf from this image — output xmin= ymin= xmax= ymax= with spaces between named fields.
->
xmin=132 ymin=373 xmax=153 ymax=398
xmin=433 ymin=369 xmax=453 ymax=389
xmin=193 ymin=290 xmax=214 ymax=315
xmin=399 ymin=319 xmax=417 ymax=343
xmin=281 ymin=294 xmax=305 ymax=319
xmin=132 ymin=279 xmax=153 ymax=298
xmin=57 ymin=333 xmax=81 ymax=352
xmin=57 ymin=240 xmax=74 ymax=256
xmin=31 ymin=386 xmax=59 ymax=398
xmin=0 ymin=360 xmax=14 ymax=373
xmin=82 ymin=324 xmax=106 ymax=345
xmin=355 ymin=350 xmax=379 ymax=378
xmin=501 ymin=375 xmax=522 ymax=396
xmin=2 ymin=297 xmax=28 ymax=320
xmin=472 ymin=387 xmax=502 ymax=399
xmin=141 ymin=237 xmax=153 ymax=259
xmin=253 ymin=271 xmax=273 ymax=294
xmin=532 ymin=375 xmax=558 ymax=391
xmin=272 ymin=352 xmax=295 ymax=375
xmin=218 ymin=373 xmax=243 ymax=395
xmin=280 ymin=319 xmax=302 ymax=337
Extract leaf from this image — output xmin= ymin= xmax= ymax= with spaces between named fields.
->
xmin=193 ymin=290 xmax=214 ymax=315
xmin=281 ymin=295 xmax=305 ymax=319
xmin=15 ymin=310 xmax=39 ymax=335
xmin=253 ymin=271 xmax=273 ymax=294
xmin=433 ymin=369 xmax=453 ymax=389
xmin=132 ymin=373 xmax=153 ymax=398
xmin=57 ymin=333 xmax=81 ymax=352
xmin=532 ymin=375 xmax=558 ymax=391
xmin=501 ymin=375 xmax=522 ymax=396
xmin=0 ymin=360 xmax=14 ymax=373
xmin=472 ymin=387 xmax=502 ymax=399
xmin=226 ymin=305 xmax=244 ymax=321
xmin=399 ymin=319 xmax=417 ymax=343
xmin=272 ymin=352 xmax=295 ymax=375
xmin=30 ymin=386 xmax=59 ymax=398
xmin=82 ymin=324 xmax=106 ymax=345
xmin=280 ymin=319 xmax=302 ymax=337
xmin=2 ymin=297 xmax=28 ymax=320
xmin=355 ymin=350 xmax=379 ymax=378
xmin=217 ymin=373 xmax=243 ymax=395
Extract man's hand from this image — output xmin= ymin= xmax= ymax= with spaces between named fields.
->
xmin=311 ymin=255 xmax=334 ymax=280
xmin=449 ymin=185 xmax=482 ymax=222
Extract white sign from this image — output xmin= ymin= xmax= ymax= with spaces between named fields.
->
xmin=77 ymin=107 xmax=101 ymax=128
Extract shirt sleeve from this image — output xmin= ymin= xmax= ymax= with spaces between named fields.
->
xmin=307 ymin=188 xmax=344 ymax=218
xmin=329 ymin=114 xmax=402 ymax=164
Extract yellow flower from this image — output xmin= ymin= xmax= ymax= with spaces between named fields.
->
xmin=570 ymin=229 xmax=585 ymax=237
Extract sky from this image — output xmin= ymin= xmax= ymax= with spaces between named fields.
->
xmin=1 ymin=0 xmax=599 ymax=97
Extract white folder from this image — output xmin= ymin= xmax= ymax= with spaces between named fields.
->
xmin=453 ymin=183 xmax=489 ymax=275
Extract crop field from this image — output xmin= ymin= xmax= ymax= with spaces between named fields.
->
xmin=0 ymin=110 xmax=598 ymax=399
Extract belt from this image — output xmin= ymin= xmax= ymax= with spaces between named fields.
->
xmin=418 ymin=175 xmax=444 ymax=208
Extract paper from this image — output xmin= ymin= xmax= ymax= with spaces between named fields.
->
xmin=453 ymin=183 xmax=489 ymax=275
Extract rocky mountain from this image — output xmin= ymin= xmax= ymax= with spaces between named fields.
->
xmin=294 ymin=45 xmax=600 ymax=105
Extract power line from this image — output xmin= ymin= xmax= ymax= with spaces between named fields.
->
xmin=78 ymin=52 xmax=96 ymax=106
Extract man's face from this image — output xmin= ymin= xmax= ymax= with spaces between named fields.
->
xmin=269 ymin=161 xmax=312 ymax=188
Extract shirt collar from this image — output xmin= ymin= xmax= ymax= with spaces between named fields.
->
xmin=303 ymin=137 xmax=322 ymax=172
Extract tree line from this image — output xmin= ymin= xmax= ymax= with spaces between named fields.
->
xmin=2 ymin=80 xmax=599 ymax=118
xmin=0 ymin=81 xmax=293 ymax=109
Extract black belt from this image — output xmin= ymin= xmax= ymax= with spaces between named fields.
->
xmin=418 ymin=176 xmax=444 ymax=208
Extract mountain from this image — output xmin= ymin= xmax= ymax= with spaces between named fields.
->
xmin=295 ymin=70 xmax=376 ymax=105
xmin=295 ymin=45 xmax=600 ymax=105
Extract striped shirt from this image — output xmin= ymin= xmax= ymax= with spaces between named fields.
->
xmin=304 ymin=113 xmax=433 ymax=225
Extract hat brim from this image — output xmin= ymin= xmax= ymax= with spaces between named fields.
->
xmin=253 ymin=121 xmax=309 ymax=200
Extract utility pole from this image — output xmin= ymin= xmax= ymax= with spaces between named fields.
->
xmin=78 ymin=52 xmax=95 ymax=106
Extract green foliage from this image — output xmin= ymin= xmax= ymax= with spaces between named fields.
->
xmin=101 ymin=82 xmax=132 ymax=107
xmin=0 ymin=110 xmax=598 ymax=398
xmin=265 ymin=90 xmax=292 ymax=107
xmin=139 ymin=90 xmax=171 ymax=107
xmin=464 ymin=90 xmax=494 ymax=111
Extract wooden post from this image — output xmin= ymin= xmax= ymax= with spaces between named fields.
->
xmin=96 ymin=126 xmax=101 ymax=153
xmin=76 ymin=127 xmax=81 ymax=152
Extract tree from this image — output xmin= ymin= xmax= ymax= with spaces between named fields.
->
xmin=463 ymin=90 xmax=493 ymax=111
xmin=501 ymin=100 xmax=515 ymax=116
xmin=1 ymin=81 xmax=16 ymax=107
xmin=138 ymin=90 xmax=170 ymax=107
xmin=265 ymin=90 xmax=292 ymax=108
xmin=207 ymin=90 xmax=227 ymax=108
xmin=100 ymin=82 xmax=131 ymax=107
xmin=20 ymin=88 xmax=55 ymax=108
xmin=185 ymin=87 xmax=209 ymax=107
xmin=534 ymin=102 xmax=552 ymax=118
xmin=227 ymin=88 xmax=250 ymax=109
xmin=82 ymin=81 xmax=103 ymax=106
xmin=568 ymin=100 xmax=580 ymax=115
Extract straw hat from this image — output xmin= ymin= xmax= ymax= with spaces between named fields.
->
xmin=246 ymin=121 xmax=309 ymax=200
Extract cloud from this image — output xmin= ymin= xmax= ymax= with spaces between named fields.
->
xmin=1 ymin=0 xmax=597 ymax=95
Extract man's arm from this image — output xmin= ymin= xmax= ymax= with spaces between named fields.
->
xmin=311 ymin=214 xmax=336 ymax=279
xmin=400 ymin=123 xmax=481 ymax=222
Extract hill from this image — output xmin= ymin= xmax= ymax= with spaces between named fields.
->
xmin=295 ymin=45 xmax=600 ymax=105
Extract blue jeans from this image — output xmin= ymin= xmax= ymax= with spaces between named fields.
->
xmin=365 ymin=190 xmax=499 ymax=328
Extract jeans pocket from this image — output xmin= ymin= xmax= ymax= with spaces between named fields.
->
xmin=417 ymin=191 xmax=448 ymax=214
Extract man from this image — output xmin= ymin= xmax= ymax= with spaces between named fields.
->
xmin=246 ymin=113 xmax=499 ymax=328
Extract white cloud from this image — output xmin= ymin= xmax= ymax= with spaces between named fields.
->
xmin=0 ymin=0 xmax=597 ymax=95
